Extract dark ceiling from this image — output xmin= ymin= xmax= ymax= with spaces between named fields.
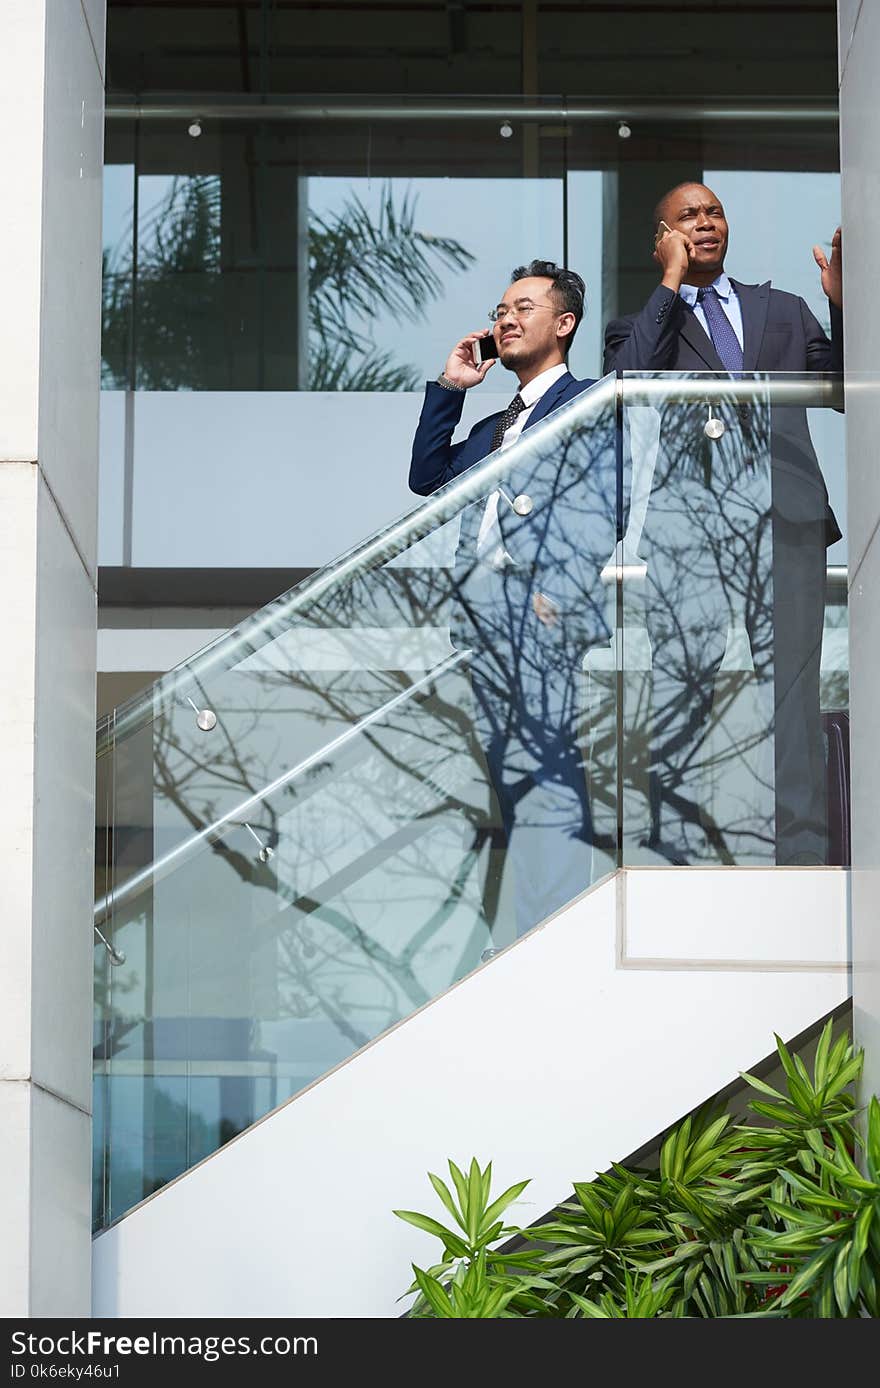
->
xmin=105 ymin=1 xmax=839 ymax=102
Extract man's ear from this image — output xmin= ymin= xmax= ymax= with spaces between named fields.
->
xmin=556 ymin=312 xmax=576 ymax=341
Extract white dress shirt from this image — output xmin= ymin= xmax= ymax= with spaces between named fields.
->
xmin=476 ymin=363 xmax=569 ymax=565
xmin=679 ymin=271 xmax=744 ymax=350
xmin=498 ymin=361 xmax=569 ymax=449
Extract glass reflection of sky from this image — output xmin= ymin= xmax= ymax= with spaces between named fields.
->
xmin=308 ymin=175 xmax=564 ymax=383
xmin=307 ymin=173 xmax=605 ymax=383
xmin=703 ymin=169 xmax=840 ymax=331
xmin=101 ymin=164 xmax=840 ymax=392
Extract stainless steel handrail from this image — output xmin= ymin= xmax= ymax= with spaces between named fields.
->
xmin=105 ymin=99 xmax=837 ymax=125
xmin=620 ymin=373 xmax=843 ymax=407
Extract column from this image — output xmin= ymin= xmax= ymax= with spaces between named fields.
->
xmin=0 ymin=0 xmax=105 ymax=1315
xmin=839 ymin=0 xmax=880 ymax=1105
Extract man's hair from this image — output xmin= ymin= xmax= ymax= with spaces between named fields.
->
xmin=652 ymin=180 xmax=710 ymax=234
xmin=510 ymin=259 xmax=586 ymax=353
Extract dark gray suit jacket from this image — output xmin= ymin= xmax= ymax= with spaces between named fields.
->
xmin=603 ymin=280 xmax=842 ymax=542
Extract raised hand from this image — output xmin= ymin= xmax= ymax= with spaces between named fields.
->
xmin=813 ymin=226 xmax=842 ymax=308
xmin=653 ymin=225 xmax=696 ymax=290
xmin=442 ymin=330 xmax=497 ymax=388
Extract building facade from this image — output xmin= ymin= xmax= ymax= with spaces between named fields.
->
xmin=2 ymin=0 xmax=878 ymax=1317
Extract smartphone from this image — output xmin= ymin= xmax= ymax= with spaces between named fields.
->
xmin=473 ymin=335 xmax=500 ymax=365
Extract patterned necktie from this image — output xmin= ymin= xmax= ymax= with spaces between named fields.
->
xmin=696 ymin=285 xmax=743 ymax=373
xmin=490 ymin=392 xmax=526 ymax=450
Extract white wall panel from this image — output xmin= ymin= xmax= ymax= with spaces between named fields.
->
xmin=0 ymin=465 xmax=37 ymax=1081
xmin=623 ymin=868 xmax=848 ymax=968
xmin=0 ymin=1084 xmax=31 ymax=1318
xmin=849 ymin=537 xmax=880 ymax=1103
xmin=0 ymin=2 xmax=45 ymax=460
xmin=99 ymin=388 xmax=513 ymax=569
xmin=39 ymin=0 xmax=105 ymax=577
xmin=31 ymin=479 xmax=97 ymax=1111
xmin=30 ymin=1086 xmax=91 ymax=1318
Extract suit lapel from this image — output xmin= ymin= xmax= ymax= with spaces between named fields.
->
xmin=732 ymin=278 xmax=770 ymax=371
xmin=522 ymin=371 xmax=574 ymax=431
xmin=464 ymin=370 xmax=575 ymax=472
xmin=678 ymin=306 xmax=726 ymax=370
xmin=461 ymin=414 xmax=503 ymax=467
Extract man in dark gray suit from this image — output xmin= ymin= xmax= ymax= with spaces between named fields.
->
xmin=603 ymin=181 xmax=843 ymax=866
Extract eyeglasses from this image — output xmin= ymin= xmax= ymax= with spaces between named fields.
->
xmin=488 ymin=301 xmax=556 ymax=323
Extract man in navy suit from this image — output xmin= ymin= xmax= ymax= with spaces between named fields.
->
xmin=603 ymin=182 xmax=843 ymax=866
xmin=409 ymin=260 xmax=609 ymax=940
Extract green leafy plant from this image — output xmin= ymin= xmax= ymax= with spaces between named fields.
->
xmin=569 ymin=1268 xmax=681 ymax=1319
xmin=395 ymin=1020 xmax=878 ymax=1317
xmin=394 ymin=1158 xmax=551 ymax=1317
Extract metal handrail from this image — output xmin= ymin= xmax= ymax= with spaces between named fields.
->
xmin=105 ymin=98 xmax=837 ymax=125
xmin=620 ymin=373 xmax=843 ymax=407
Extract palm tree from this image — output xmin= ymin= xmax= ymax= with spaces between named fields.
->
xmin=101 ymin=175 xmax=473 ymax=391
xmin=308 ymin=185 xmax=474 ymax=390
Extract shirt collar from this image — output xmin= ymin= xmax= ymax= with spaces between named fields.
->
xmin=518 ymin=361 xmax=568 ymax=408
xmin=680 ymin=272 xmax=734 ymax=307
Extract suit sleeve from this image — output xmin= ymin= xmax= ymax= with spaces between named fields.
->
xmin=603 ymin=284 xmax=687 ymax=373
xmin=408 ymin=380 xmax=469 ymax=495
xmin=800 ymin=297 xmax=843 ymax=375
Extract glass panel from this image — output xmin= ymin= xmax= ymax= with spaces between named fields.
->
xmin=101 ymin=103 xmax=841 ymax=397
xmin=93 ymin=375 xmax=620 ymax=1228
xmin=617 ymin=372 xmax=846 ymax=869
xmin=101 ymin=109 xmax=571 ymax=394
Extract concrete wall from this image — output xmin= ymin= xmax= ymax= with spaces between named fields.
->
xmin=0 ymin=0 xmax=105 ymax=1315
xmin=839 ymin=0 xmax=880 ymax=1107
xmin=93 ymin=867 xmax=847 ymax=1318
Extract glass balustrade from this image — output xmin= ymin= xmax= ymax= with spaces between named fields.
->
xmin=93 ymin=369 xmax=847 ymax=1230
xmin=93 ymin=372 xmax=621 ymax=1228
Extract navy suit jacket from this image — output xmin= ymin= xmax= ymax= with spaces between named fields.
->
xmin=603 ymin=280 xmax=842 ymax=540
xmin=408 ymin=370 xmax=595 ymax=497
xmin=409 ymin=370 xmax=603 ymax=646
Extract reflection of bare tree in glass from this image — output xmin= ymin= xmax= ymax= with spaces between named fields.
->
xmin=620 ymin=396 xmax=776 ymax=865
xmin=97 ymin=406 xmax=625 ymax=1215
xmin=100 ymin=653 xmax=498 ymax=1059
xmin=101 ymin=176 xmax=473 ymax=391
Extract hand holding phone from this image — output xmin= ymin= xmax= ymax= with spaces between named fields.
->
xmin=440 ymin=331 xmax=496 ymax=388
xmin=652 ymin=220 xmax=695 ymax=285
xmin=473 ymin=334 xmax=500 ymax=366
